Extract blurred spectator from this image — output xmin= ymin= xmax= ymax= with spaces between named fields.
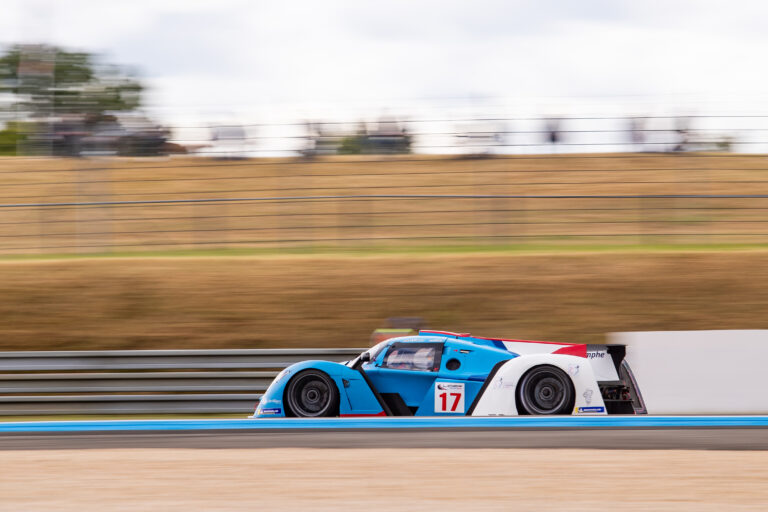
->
xmin=545 ymin=117 xmax=561 ymax=152
xmin=302 ymin=121 xmax=319 ymax=156
xmin=629 ymin=117 xmax=645 ymax=152
xmin=673 ymin=117 xmax=691 ymax=152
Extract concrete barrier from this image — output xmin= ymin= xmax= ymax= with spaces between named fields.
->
xmin=611 ymin=330 xmax=768 ymax=414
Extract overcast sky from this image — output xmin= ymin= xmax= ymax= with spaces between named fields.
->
xmin=3 ymin=0 xmax=768 ymax=125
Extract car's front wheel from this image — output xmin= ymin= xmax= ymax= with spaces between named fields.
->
xmin=516 ymin=365 xmax=574 ymax=415
xmin=285 ymin=370 xmax=339 ymax=417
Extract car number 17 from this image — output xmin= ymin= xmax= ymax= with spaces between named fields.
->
xmin=434 ymin=382 xmax=465 ymax=413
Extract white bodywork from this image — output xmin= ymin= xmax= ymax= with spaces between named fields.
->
xmin=470 ymin=340 xmax=611 ymax=416
xmin=470 ymin=353 xmax=607 ymax=416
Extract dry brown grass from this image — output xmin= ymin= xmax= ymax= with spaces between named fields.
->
xmin=1 ymin=250 xmax=768 ymax=350
xmin=1 ymin=153 xmax=768 ymax=252
xmin=0 ymin=154 xmax=766 ymax=351
xmin=7 ymin=153 xmax=768 ymax=199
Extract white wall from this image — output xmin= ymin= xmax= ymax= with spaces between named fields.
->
xmin=609 ymin=330 xmax=768 ymax=415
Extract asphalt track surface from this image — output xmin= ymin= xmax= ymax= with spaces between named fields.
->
xmin=1 ymin=427 xmax=767 ymax=450
xmin=2 ymin=416 xmax=768 ymax=450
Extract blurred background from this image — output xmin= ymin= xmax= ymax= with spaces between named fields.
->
xmin=4 ymin=7 xmax=768 ymax=512
xmin=1 ymin=0 xmax=768 ymax=353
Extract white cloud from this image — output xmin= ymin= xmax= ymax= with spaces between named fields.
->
xmin=3 ymin=0 xmax=768 ymax=125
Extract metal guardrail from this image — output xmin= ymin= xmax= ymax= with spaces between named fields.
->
xmin=0 ymin=348 xmax=364 ymax=415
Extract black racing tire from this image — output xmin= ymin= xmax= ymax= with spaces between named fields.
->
xmin=516 ymin=365 xmax=574 ymax=415
xmin=284 ymin=370 xmax=339 ymax=417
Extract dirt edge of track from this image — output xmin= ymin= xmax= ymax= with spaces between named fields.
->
xmin=3 ymin=446 xmax=768 ymax=511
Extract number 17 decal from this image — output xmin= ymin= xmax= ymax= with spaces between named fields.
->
xmin=434 ymin=382 xmax=465 ymax=413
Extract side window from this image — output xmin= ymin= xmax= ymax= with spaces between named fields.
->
xmin=382 ymin=344 xmax=440 ymax=372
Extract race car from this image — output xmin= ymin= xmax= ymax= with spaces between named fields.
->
xmin=252 ymin=330 xmax=646 ymax=418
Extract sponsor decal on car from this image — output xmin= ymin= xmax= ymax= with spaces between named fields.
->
xmin=568 ymin=364 xmax=580 ymax=376
xmin=260 ymin=408 xmax=282 ymax=415
xmin=587 ymin=352 xmax=606 ymax=359
xmin=576 ymin=406 xmax=605 ymax=414
xmin=434 ymin=382 xmax=465 ymax=413
xmin=582 ymin=388 xmax=593 ymax=404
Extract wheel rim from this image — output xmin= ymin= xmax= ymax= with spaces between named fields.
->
xmin=288 ymin=373 xmax=333 ymax=417
xmin=519 ymin=367 xmax=572 ymax=415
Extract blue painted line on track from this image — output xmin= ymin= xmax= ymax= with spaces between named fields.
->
xmin=2 ymin=415 xmax=768 ymax=433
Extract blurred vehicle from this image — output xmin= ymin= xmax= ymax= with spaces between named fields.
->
xmin=369 ymin=316 xmax=426 ymax=345
xmin=303 ymin=117 xmax=411 ymax=156
xmin=301 ymin=122 xmax=344 ymax=156
xmin=252 ymin=330 xmax=645 ymax=418
xmin=24 ymin=113 xmax=171 ymax=156
xmin=454 ymin=121 xmax=505 ymax=156
xmin=210 ymin=124 xmax=247 ymax=159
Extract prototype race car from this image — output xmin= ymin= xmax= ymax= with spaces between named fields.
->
xmin=252 ymin=330 xmax=646 ymax=418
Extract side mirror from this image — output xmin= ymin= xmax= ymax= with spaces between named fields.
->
xmin=352 ymin=351 xmax=371 ymax=370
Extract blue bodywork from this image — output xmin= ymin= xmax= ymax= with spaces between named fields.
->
xmin=254 ymin=333 xmax=518 ymax=418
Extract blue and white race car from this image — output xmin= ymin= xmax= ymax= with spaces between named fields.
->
xmin=253 ymin=330 xmax=646 ymax=418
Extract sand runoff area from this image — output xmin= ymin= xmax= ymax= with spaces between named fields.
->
xmin=1 ymin=448 xmax=767 ymax=511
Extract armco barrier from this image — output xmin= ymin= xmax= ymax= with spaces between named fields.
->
xmin=0 ymin=348 xmax=364 ymax=415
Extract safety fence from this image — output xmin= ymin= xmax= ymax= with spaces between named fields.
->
xmin=0 ymin=348 xmax=363 ymax=415
xmin=2 ymin=153 xmax=768 ymax=253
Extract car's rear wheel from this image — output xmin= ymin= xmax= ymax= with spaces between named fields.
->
xmin=285 ymin=370 xmax=339 ymax=417
xmin=517 ymin=365 xmax=574 ymax=415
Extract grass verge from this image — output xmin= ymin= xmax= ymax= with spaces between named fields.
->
xmin=0 ymin=249 xmax=766 ymax=350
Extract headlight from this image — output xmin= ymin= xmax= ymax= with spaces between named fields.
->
xmin=273 ymin=368 xmax=291 ymax=384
